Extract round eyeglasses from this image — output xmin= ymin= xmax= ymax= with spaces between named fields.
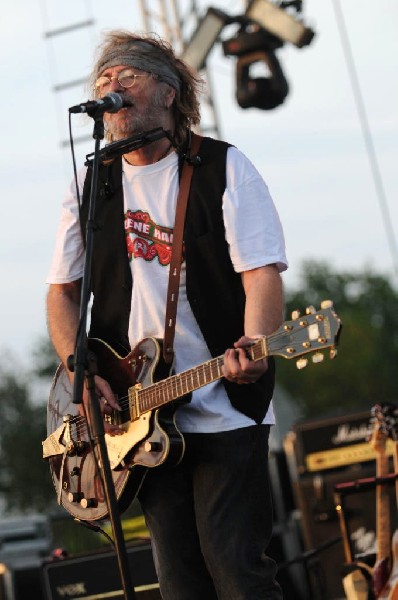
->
xmin=95 ymin=69 xmax=152 ymax=93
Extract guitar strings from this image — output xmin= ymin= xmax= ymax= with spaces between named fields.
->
xmin=67 ymin=331 xmax=318 ymax=438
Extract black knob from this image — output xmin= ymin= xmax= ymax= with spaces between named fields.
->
xmin=80 ymin=497 xmax=97 ymax=509
xmin=144 ymin=441 xmax=163 ymax=453
xmin=67 ymin=492 xmax=83 ymax=503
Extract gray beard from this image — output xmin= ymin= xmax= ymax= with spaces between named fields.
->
xmin=106 ymin=89 xmax=169 ymax=141
xmin=107 ymin=112 xmax=158 ymax=140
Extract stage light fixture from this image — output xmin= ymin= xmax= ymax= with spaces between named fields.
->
xmin=245 ymin=0 xmax=315 ymax=48
xmin=180 ymin=2 xmax=315 ymax=111
xmin=222 ymin=28 xmax=283 ymax=57
xmin=221 ymin=1 xmax=315 ymax=110
xmin=235 ymin=50 xmax=289 ymax=110
xmin=223 ymin=22 xmax=289 ymax=111
xmin=181 ymin=7 xmax=230 ymax=71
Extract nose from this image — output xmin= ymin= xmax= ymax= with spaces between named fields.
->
xmin=108 ymin=76 xmax=124 ymax=92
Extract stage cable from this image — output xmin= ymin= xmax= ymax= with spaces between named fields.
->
xmin=332 ymin=0 xmax=398 ymax=284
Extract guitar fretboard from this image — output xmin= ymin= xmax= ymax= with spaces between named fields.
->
xmin=139 ymin=356 xmax=224 ymax=411
xmin=134 ymin=338 xmax=266 ymax=414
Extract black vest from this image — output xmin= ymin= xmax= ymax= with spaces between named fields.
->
xmin=81 ymin=136 xmax=275 ymax=423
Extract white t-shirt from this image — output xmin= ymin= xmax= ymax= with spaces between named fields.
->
xmin=47 ymin=146 xmax=288 ymax=433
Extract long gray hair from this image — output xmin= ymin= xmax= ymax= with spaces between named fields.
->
xmin=89 ymin=30 xmax=204 ymax=146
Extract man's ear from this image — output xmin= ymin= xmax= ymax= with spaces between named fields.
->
xmin=164 ymin=85 xmax=176 ymax=109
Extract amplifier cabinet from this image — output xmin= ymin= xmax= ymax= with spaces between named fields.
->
xmin=290 ymin=463 xmax=381 ymax=599
xmin=286 ymin=411 xmax=381 ymax=475
xmin=283 ymin=411 xmax=396 ymax=599
xmin=42 ymin=540 xmax=160 ymax=600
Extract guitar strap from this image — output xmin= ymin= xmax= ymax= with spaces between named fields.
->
xmin=163 ymin=132 xmax=202 ymax=364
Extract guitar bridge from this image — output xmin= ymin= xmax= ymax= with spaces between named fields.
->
xmin=128 ymin=383 xmax=142 ymax=421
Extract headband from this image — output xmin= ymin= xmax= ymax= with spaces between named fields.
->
xmin=94 ymin=41 xmax=181 ymax=94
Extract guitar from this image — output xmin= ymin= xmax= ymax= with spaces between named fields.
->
xmin=370 ymin=405 xmax=392 ymax=599
xmin=43 ymin=302 xmax=341 ymax=521
xmin=389 ymin=531 xmax=398 ymax=600
xmin=379 ymin=403 xmax=398 ymax=600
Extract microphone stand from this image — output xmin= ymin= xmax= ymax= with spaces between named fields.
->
xmin=68 ymin=109 xmax=136 ymax=600
xmin=85 ymin=126 xmax=173 ymax=165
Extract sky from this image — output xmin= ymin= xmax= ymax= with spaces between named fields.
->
xmin=0 ymin=0 xmax=397 ymax=370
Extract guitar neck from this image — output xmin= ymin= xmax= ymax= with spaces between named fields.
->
xmin=376 ymin=451 xmax=391 ymax=563
xmin=131 ymin=304 xmax=341 ymax=416
xmin=136 ymin=338 xmax=267 ymax=413
xmin=394 ymin=442 xmax=398 ymax=512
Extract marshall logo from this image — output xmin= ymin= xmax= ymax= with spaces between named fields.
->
xmin=293 ymin=413 xmax=380 ymax=471
xmin=331 ymin=423 xmax=373 ymax=446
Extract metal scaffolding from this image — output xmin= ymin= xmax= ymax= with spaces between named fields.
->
xmin=138 ymin=0 xmax=221 ymax=138
xmin=40 ymin=0 xmax=97 ymax=149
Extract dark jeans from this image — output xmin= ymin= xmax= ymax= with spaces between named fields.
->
xmin=138 ymin=425 xmax=282 ymax=600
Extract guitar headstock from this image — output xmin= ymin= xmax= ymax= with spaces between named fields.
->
xmin=369 ymin=404 xmax=389 ymax=455
xmin=267 ymin=300 xmax=342 ymax=369
xmin=378 ymin=402 xmax=398 ymax=443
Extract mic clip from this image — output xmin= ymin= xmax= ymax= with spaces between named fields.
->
xmin=179 ymin=129 xmax=201 ymax=166
xmin=185 ymin=154 xmax=202 ymax=166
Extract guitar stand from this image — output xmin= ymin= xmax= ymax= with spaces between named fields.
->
xmin=277 ymin=535 xmax=342 ymax=600
xmin=334 ymin=473 xmax=397 ymax=564
xmin=334 ymin=474 xmax=398 ymax=600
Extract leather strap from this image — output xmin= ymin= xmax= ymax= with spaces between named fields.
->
xmin=163 ymin=133 xmax=202 ymax=364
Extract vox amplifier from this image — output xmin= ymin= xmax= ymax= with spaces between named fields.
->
xmin=42 ymin=540 xmax=160 ymax=600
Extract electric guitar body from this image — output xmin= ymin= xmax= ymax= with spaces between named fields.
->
xmin=46 ymin=338 xmax=186 ymax=521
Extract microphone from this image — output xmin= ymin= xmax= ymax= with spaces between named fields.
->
xmin=68 ymin=92 xmax=125 ymax=115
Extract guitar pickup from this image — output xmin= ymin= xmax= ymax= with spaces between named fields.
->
xmin=128 ymin=383 xmax=142 ymax=421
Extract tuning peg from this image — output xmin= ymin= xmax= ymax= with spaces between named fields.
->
xmin=296 ymin=358 xmax=308 ymax=370
xmin=291 ymin=309 xmax=301 ymax=320
xmin=312 ymin=352 xmax=324 ymax=364
xmin=330 ymin=348 xmax=338 ymax=359
xmin=320 ymin=299 xmax=333 ymax=309
xmin=305 ymin=305 xmax=316 ymax=315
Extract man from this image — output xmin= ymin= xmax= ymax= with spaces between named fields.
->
xmin=47 ymin=30 xmax=288 ymax=599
